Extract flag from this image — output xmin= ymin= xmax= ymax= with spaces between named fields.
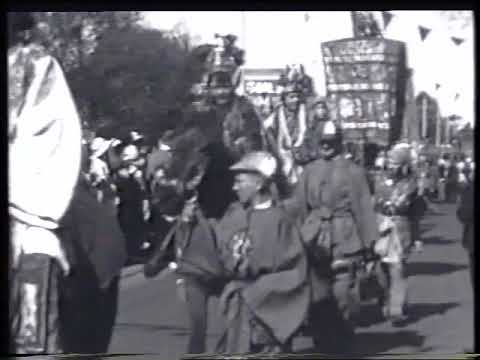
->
xmin=451 ymin=36 xmax=465 ymax=46
xmin=418 ymin=26 xmax=431 ymax=41
xmin=381 ymin=11 xmax=394 ymax=30
xmin=304 ymin=12 xmax=310 ymax=22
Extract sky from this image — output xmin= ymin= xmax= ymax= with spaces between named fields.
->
xmin=141 ymin=11 xmax=474 ymax=126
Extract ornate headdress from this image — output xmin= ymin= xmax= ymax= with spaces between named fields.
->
xmin=193 ymin=34 xmax=245 ymax=90
xmin=279 ymin=64 xmax=313 ymax=100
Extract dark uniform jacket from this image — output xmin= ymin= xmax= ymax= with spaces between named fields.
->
xmin=293 ymin=155 xmax=378 ymax=259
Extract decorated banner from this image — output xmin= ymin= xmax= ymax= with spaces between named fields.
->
xmin=242 ymin=68 xmax=284 ymax=95
xmin=322 ymin=38 xmax=407 ymax=146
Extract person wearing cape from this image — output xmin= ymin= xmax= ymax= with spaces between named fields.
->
xmin=289 ymin=120 xmax=378 ymax=354
xmin=215 ymin=151 xmax=309 ymax=354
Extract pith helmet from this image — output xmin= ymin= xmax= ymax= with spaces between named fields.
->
xmin=230 ymin=151 xmax=278 ymax=179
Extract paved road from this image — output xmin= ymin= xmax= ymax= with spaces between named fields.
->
xmin=109 ymin=203 xmax=473 ymax=359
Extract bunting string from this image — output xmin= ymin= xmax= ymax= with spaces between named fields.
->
xmin=379 ymin=11 xmax=468 ymax=45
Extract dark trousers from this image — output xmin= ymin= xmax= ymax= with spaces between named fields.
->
xmin=180 ymin=277 xmax=222 ymax=354
xmin=10 ymin=253 xmax=63 ymax=354
xmin=308 ymin=263 xmax=358 ymax=355
xmin=59 ymin=271 xmax=120 ymax=354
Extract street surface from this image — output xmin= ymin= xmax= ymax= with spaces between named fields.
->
xmin=109 ymin=203 xmax=473 ymax=359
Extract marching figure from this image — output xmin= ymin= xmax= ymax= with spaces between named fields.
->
xmin=291 ymin=120 xmax=378 ymax=354
xmin=293 ymin=96 xmax=331 ymax=166
xmin=373 ymin=145 xmax=424 ymax=323
xmin=8 ymin=12 xmax=82 ymax=354
xmin=215 ymin=151 xmax=309 ymax=354
xmin=264 ymin=64 xmax=314 ymax=193
xmin=59 ymin=144 xmax=127 ymax=354
xmin=190 ymin=34 xmax=264 ymax=219
xmin=144 ymin=125 xmax=225 ymax=355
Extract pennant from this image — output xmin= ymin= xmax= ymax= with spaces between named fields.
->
xmin=381 ymin=11 xmax=394 ymax=30
xmin=418 ymin=26 xmax=431 ymax=41
xmin=451 ymin=36 xmax=465 ymax=46
xmin=435 ymin=83 xmax=441 ymax=91
xmin=304 ymin=12 xmax=310 ymax=22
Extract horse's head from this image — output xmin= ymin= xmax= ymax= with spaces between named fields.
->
xmin=148 ymin=126 xmax=211 ymax=218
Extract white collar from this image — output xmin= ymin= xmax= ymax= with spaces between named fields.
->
xmin=253 ymin=199 xmax=273 ymax=210
xmin=162 ymin=214 xmax=177 ymax=223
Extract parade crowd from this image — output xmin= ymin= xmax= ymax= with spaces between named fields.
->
xmin=8 ymin=13 xmax=475 ymax=356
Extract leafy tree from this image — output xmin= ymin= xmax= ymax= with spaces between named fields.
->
xmin=31 ymin=12 xmax=203 ymax=139
xmin=69 ymin=24 xmax=201 ymax=138
xmin=33 ymin=12 xmax=141 ymax=72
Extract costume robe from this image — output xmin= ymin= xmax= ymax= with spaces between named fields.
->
xmin=264 ymin=103 xmax=308 ymax=186
xmin=8 ymin=43 xmax=82 ymax=354
xmin=294 ymin=156 xmax=378 ymax=258
xmin=374 ymin=175 xmax=419 ymax=251
xmin=215 ymin=202 xmax=309 ymax=353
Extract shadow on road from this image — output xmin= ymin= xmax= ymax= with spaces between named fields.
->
xmin=116 ymin=322 xmax=191 ymax=336
xmin=421 ymin=235 xmax=458 ymax=246
xmin=297 ymin=330 xmax=425 ymax=358
xmin=392 ymin=302 xmax=460 ymax=328
xmin=420 ymin=222 xmax=438 ymax=234
xmin=406 ymin=261 xmax=468 ymax=276
xmin=355 ymin=330 xmax=425 ymax=357
xmin=355 ymin=303 xmax=384 ymax=328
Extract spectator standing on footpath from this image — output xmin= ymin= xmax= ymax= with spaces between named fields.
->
xmin=58 ymin=144 xmax=127 ymax=354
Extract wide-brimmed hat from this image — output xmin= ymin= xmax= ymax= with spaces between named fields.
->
xmin=90 ymin=137 xmax=115 ymax=158
xmin=120 ymin=144 xmax=140 ymax=162
xmin=388 ymin=145 xmax=412 ymax=165
xmin=130 ymin=131 xmax=144 ymax=144
xmin=230 ymin=151 xmax=277 ymax=179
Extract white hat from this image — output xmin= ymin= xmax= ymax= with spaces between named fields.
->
xmin=157 ymin=139 xmax=172 ymax=151
xmin=230 ymin=151 xmax=277 ymax=179
xmin=90 ymin=137 xmax=114 ymax=158
xmin=130 ymin=131 xmax=144 ymax=143
xmin=121 ymin=144 xmax=140 ymax=162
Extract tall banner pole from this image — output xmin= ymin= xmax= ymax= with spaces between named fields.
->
xmin=435 ymin=104 xmax=441 ymax=146
xmin=421 ymin=95 xmax=428 ymax=139
xmin=445 ymin=118 xmax=450 ymax=145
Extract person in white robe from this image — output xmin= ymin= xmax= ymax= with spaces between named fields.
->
xmin=8 ymin=12 xmax=82 ymax=354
